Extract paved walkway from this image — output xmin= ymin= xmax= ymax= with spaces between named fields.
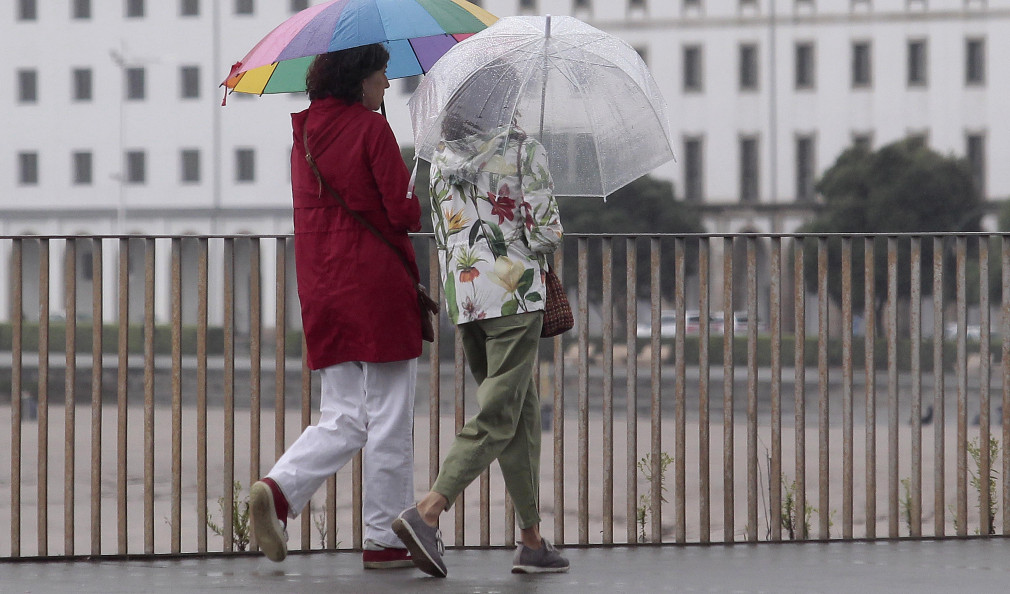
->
xmin=5 ymin=538 xmax=1010 ymax=593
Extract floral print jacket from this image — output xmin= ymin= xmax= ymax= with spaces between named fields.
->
xmin=429 ymin=126 xmax=564 ymax=324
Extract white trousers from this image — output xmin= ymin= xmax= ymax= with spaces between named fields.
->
xmin=268 ymin=358 xmax=417 ymax=548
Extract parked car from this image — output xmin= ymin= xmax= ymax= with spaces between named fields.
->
xmin=731 ymin=311 xmax=765 ymax=335
xmin=636 ymin=310 xmax=724 ymax=338
xmin=944 ymin=322 xmax=984 ymax=342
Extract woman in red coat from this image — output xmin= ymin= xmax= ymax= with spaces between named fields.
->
xmin=249 ymin=44 xmax=422 ymax=570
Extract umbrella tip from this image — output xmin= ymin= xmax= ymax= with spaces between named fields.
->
xmin=545 ymin=14 xmax=551 ymax=38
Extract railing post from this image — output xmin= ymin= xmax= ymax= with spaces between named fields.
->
xmin=625 ymin=238 xmax=638 ymax=545
xmin=722 ymin=236 xmax=735 ymax=542
xmin=864 ymin=236 xmax=877 ymax=539
xmin=674 ymin=237 xmax=686 ymax=544
xmin=90 ymin=238 xmax=104 ymax=555
xmin=841 ymin=236 xmax=853 ymax=539
xmin=578 ymin=237 xmax=589 ymax=544
xmin=886 ymin=237 xmax=899 ymax=539
xmin=768 ymin=237 xmax=782 ymax=542
xmin=817 ymin=236 xmax=829 ymax=540
xmin=697 ymin=238 xmax=711 ymax=543
xmin=910 ymin=237 xmax=923 ymax=537
xmin=11 ymin=238 xmax=23 ymax=557
xmin=601 ymin=236 xmax=614 ymax=545
xmin=794 ymin=237 xmax=807 ymax=541
xmin=649 ymin=237 xmax=662 ymax=543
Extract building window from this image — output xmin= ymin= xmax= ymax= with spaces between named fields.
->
xmin=126 ymin=0 xmax=145 ymax=18
xmin=290 ymin=0 xmax=308 ymax=11
xmin=73 ymin=0 xmax=92 ymax=19
xmin=236 ymin=148 xmax=256 ymax=182
xmin=181 ymin=66 xmax=200 ymax=99
xmin=18 ymin=0 xmax=37 ymax=20
xmin=966 ymin=38 xmax=985 ymax=86
xmin=851 ymin=41 xmax=872 ymax=88
xmin=966 ymin=133 xmax=986 ymax=196
xmin=907 ymin=39 xmax=927 ymax=87
xmin=574 ymin=0 xmax=590 ymax=8
xmin=73 ymin=68 xmax=93 ymax=101
xmin=236 ymin=0 xmax=254 ymax=15
xmin=126 ymin=67 xmax=145 ymax=100
xmin=795 ymin=42 xmax=815 ymax=89
xmin=18 ymin=69 xmax=38 ymax=103
xmin=401 ymin=75 xmax=420 ymax=95
xmin=906 ymin=132 xmax=928 ymax=148
xmin=739 ymin=136 xmax=759 ymax=203
xmin=683 ymin=0 xmax=701 ymax=7
xmin=852 ymin=133 xmax=873 ymax=151
xmin=73 ymin=151 xmax=93 ymax=185
xmin=520 ymin=0 xmax=536 ymax=11
xmin=795 ymin=135 xmax=815 ymax=203
xmin=684 ymin=137 xmax=704 ymax=203
xmin=739 ymin=43 xmax=759 ymax=91
xmin=181 ymin=0 xmax=199 ymax=16
xmin=126 ymin=150 xmax=146 ymax=184
xmin=683 ymin=45 xmax=703 ymax=92
xmin=629 ymin=0 xmax=645 ymax=6
xmin=18 ymin=152 xmax=39 ymax=185
xmin=181 ymin=149 xmax=201 ymax=183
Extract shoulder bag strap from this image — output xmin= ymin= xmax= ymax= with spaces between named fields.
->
xmin=302 ymin=123 xmax=421 ymax=286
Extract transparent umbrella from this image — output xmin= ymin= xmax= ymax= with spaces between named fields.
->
xmin=408 ymin=15 xmax=675 ymax=198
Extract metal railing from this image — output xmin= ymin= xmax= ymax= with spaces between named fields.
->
xmin=1 ymin=232 xmax=1007 ymax=558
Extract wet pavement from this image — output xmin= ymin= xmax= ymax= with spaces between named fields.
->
xmin=4 ymin=538 xmax=1010 ymax=593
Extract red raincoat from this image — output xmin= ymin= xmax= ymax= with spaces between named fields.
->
xmin=291 ymin=98 xmax=422 ymax=370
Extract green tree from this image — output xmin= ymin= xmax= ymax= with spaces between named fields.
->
xmin=556 ymin=175 xmax=705 ymax=300
xmin=797 ymin=138 xmax=982 ymax=324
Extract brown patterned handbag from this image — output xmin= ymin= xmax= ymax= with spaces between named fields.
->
xmin=540 ymin=263 xmax=573 ymax=338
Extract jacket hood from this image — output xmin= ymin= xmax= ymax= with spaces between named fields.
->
xmin=434 ymin=126 xmax=527 ymax=196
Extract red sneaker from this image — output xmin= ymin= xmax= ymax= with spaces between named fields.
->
xmin=250 ymin=478 xmax=289 ymax=562
xmin=362 ymin=541 xmax=414 ymax=569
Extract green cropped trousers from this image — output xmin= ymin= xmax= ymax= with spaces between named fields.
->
xmin=431 ymin=311 xmax=543 ymax=529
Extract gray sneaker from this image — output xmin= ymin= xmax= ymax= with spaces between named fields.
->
xmin=511 ymin=539 xmax=570 ymax=574
xmin=392 ymin=507 xmax=447 ymax=578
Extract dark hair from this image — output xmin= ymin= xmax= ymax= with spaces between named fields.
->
xmin=305 ymin=43 xmax=389 ymax=102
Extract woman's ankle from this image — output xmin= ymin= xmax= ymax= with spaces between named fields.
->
xmin=416 ymin=493 xmax=447 ymax=526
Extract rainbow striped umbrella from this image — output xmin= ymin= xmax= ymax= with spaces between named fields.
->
xmin=222 ymin=0 xmax=497 ymax=97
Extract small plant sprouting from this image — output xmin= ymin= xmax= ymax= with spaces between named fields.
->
xmin=899 ymin=477 xmax=913 ymax=534
xmin=780 ymin=474 xmax=814 ymax=540
xmin=636 ymin=451 xmax=674 ymax=543
xmin=206 ymin=481 xmax=251 ymax=551
xmin=312 ymin=511 xmax=339 ymax=549
xmin=967 ymin=436 xmax=999 ymax=536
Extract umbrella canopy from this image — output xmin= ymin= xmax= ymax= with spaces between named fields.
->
xmin=222 ymin=0 xmax=497 ymax=95
xmin=408 ymin=15 xmax=675 ymax=198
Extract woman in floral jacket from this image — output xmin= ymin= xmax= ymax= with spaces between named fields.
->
xmin=393 ymin=120 xmax=569 ymax=576
xmin=429 ymin=125 xmax=562 ymax=323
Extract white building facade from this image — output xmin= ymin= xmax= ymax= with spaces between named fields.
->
xmin=2 ymin=0 xmax=1007 ymax=324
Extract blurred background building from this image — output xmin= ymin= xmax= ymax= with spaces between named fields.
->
xmin=2 ymin=0 xmax=1007 ymax=324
